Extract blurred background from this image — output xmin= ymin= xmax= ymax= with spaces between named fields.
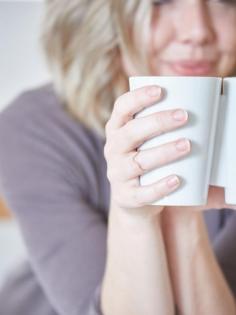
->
xmin=0 ymin=0 xmax=50 ymax=289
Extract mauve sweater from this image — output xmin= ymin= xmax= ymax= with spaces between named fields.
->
xmin=0 ymin=83 xmax=235 ymax=315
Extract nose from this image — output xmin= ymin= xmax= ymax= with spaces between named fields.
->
xmin=174 ymin=2 xmax=215 ymax=45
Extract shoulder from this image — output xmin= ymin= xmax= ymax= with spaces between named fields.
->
xmin=0 ymin=83 xmax=100 ymax=142
xmin=0 ymin=83 xmax=105 ymax=162
xmin=0 ymin=83 xmax=61 ymax=125
xmin=0 ymin=83 xmax=107 ymax=201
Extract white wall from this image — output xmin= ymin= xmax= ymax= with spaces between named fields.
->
xmin=0 ymin=1 xmax=51 ymax=111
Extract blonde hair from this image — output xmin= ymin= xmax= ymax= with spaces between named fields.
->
xmin=41 ymin=0 xmax=152 ymax=137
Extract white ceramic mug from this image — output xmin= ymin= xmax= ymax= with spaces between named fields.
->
xmin=223 ymin=78 xmax=236 ymax=205
xmin=129 ymin=76 xmax=222 ymax=206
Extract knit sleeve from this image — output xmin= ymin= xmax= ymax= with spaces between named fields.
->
xmin=0 ymin=88 xmax=108 ymax=315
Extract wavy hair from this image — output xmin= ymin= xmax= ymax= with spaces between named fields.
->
xmin=40 ymin=0 xmax=152 ymax=137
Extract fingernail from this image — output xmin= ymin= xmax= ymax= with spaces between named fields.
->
xmin=146 ymin=86 xmax=162 ymax=97
xmin=175 ymin=138 xmax=190 ymax=152
xmin=172 ymin=109 xmax=188 ymax=121
xmin=167 ymin=176 xmax=180 ymax=189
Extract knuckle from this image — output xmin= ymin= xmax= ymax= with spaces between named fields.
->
xmin=103 ymin=144 xmax=109 ymax=158
xmin=125 ymin=118 xmax=135 ymax=130
xmin=104 ymin=132 xmax=118 ymax=157
xmin=133 ymin=152 xmax=146 ymax=173
xmin=103 ymin=142 xmax=114 ymax=159
xmin=130 ymin=159 xmax=143 ymax=178
xmin=106 ymin=168 xmax=114 ymax=181
xmin=126 ymin=129 xmax=136 ymax=145
xmin=106 ymin=170 xmax=111 ymax=181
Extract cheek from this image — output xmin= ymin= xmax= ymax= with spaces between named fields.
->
xmin=217 ymin=25 xmax=236 ymax=55
xmin=149 ymin=13 xmax=173 ymax=54
xmin=213 ymin=18 xmax=236 ymax=75
xmin=212 ymin=10 xmax=236 ymax=55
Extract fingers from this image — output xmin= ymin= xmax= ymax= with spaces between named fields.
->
xmin=115 ymin=108 xmax=188 ymax=153
xmin=104 ymin=85 xmax=191 ymax=211
xmin=113 ymin=175 xmax=181 ymax=209
xmin=107 ymin=85 xmax=162 ymax=130
xmin=133 ymin=174 xmax=181 ymax=206
xmin=107 ymin=138 xmax=191 ymax=181
xmin=133 ymin=138 xmax=191 ymax=177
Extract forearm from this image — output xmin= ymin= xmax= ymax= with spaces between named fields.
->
xmin=162 ymin=209 xmax=236 ymax=315
xmin=101 ymin=201 xmax=174 ymax=315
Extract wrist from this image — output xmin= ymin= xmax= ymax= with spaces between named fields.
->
xmin=162 ymin=207 xmax=202 ymax=228
xmin=161 ymin=208 xmax=206 ymax=250
xmin=109 ymin=199 xmax=162 ymax=235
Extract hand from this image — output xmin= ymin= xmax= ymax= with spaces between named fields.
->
xmin=166 ymin=185 xmax=236 ymax=213
xmin=104 ymin=85 xmax=190 ymax=217
xmin=207 ymin=185 xmax=236 ymax=210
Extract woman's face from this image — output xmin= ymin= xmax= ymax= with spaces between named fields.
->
xmin=122 ymin=0 xmax=236 ymax=77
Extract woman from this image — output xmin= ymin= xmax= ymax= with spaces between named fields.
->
xmin=0 ymin=0 xmax=235 ymax=314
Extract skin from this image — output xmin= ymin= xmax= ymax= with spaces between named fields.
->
xmin=102 ymin=0 xmax=236 ymax=314
xmin=149 ymin=0 xmax=236 ymax=77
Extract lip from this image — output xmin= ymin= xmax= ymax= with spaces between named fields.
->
xmin=165 ymin=60 xmax=215 ymax=75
